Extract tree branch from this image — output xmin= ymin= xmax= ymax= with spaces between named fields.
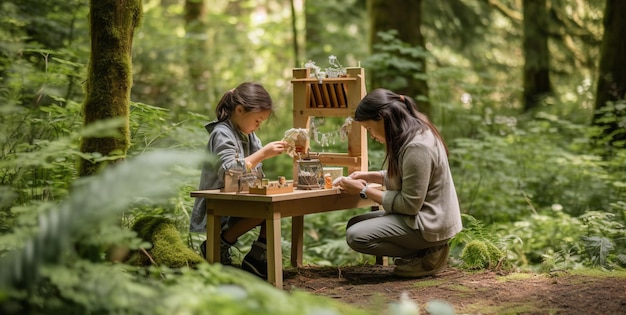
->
xmin=486 ymin=0 xmax=522 ymax=22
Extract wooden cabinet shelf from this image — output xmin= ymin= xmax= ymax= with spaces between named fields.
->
xmin=291 ymin=67 xmax=368 ymax=176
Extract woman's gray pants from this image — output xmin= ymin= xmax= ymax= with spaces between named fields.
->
xmin=346 ymin=210 xmax=448 ymax=258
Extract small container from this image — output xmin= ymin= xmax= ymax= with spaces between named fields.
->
xmin=296 ymin=156 xmax=324 ymax=190
xmin=324 ymin=173 xmax=333 ymax=189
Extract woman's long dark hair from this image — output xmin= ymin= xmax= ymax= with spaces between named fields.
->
xmin=354 ymin=88 xmax=448 ymax=178
xmin=215 ymin=82 xmax=273 ymax=122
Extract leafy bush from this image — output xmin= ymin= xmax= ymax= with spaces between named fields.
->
xmin=450 ymin=110 xmax=624 ymax=222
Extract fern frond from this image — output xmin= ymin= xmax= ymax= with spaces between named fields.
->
xmin=580 ymin=236 xmax=614 ymax=266
xmin=0 ymin=150 xmax=209 ymax=290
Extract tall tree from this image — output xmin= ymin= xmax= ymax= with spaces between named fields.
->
xmin=368 ymin=0 xmax=430 ymax=115
xmin=184 ymin=0 xmax=210 ymax=113
xmin=79 ymin=0 xmax=143 ymax=176
xmin=593 ymin=0 xmax=626 ymax=147
xmin=522 ymin=0 xmax=552 ymax=112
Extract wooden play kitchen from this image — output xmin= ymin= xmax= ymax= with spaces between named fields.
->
xmin=192 ymin=66 xmax=376 ymax=288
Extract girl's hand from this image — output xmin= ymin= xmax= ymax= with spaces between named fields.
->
xmin=262 ymin=141 xmax=289 ymax=158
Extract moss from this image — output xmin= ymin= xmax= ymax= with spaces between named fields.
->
xmin=461 ymin=239 xmax=509 ymax=271
xmin=485 ymin=240 xmax=511 ymax=270
xmin=460 ymin=240 xmax=491 ymax=270
xmin=128 ymin=216 xmax=204 ymax=268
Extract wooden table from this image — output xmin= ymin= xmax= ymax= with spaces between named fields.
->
xmin=190 ymin=188 xmax=377 ymax=288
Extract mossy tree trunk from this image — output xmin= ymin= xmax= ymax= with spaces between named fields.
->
xmin=593 ymin=0 xmax=626 ymax=147
xmin=522 ymin=0 xmax=552 ymax=112
xmin=368 ymin=0 xmax=430 ymax=115
xmin=79 ymin=0 xmax=143 ymax=176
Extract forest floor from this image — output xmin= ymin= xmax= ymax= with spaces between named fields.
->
xmin=282 ymin=264 xmax=626 ymax=315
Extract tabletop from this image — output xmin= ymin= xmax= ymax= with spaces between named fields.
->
xmin=190 ymin=187 xmax=343 ymax=202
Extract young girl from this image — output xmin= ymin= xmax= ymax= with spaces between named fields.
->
xmin=190 ymin=82 xmax=288 ymax=279
xmin=334 ymin=88 xmax=462 ymax=277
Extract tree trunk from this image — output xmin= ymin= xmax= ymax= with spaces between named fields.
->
xmin=368 ymin=0 xmax=430 ymax=115
xmin=79 ymin=0 xmax=143 ymax=176
xmin=522 ymin=0 xmax=552 ymax=112
xmin=184 ymin=0 xmax=210 ymax=113
xmin=304 ymin=2 xmax=330 ymax=64
xmin=593 ymin=0 xmax=626 ymax=147
xmin=290 ymin=0 xmax=300 ymax=67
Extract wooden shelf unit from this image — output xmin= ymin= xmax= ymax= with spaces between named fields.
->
xmin=291 ymin=67 xmax=368 ymax=178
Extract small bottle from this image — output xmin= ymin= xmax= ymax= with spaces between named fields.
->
xmin=324 ymin=173 xmax=333 ymax=189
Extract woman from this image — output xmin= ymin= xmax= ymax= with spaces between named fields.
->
xmin=335 ymin=88 xmax=462 ymax=277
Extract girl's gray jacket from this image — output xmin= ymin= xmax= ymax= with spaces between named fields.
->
xmin=189 ymin=120 xmax=263 ymax=233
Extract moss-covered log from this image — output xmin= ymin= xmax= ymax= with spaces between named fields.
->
xmin=128 ymin=216 xmax=205 ymax=268
xmin=79 ymin=0 xmax=143 ymax=176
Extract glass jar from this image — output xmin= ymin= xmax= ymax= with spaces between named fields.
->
xmin=296 ymin=157 xmax=324 ymax=190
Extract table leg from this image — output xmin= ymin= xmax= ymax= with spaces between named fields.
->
xmin=206 ymin=212 xmax=221 ymax=264
xmin=291 ymin=215 xmax=304 ymax=267
xmin=266 ymin=214 xmax=283 ymax=288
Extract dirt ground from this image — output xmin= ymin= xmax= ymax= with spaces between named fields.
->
xmin=282 ymin=265 xmax=626 ymax=314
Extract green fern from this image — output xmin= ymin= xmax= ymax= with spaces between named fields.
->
xmin=0 ymin=150 xmax=208 ymax=290
xmin=580 ymin=236 xmax=614 ymax=267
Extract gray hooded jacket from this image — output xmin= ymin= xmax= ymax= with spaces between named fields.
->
xmin=189 ymin=120 xmax=263 ymax=232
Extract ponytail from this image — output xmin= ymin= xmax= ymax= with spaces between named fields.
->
xmin=215 ymin=90 xmax=236 ymax=122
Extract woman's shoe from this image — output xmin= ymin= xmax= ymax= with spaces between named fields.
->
xmin=393 ymin=244 xmax=449 ymax=277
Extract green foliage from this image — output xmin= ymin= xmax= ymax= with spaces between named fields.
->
xmin=0 ymin=150 xmax=207 ymax=289
xmin=450 ymin=110 xmax=624 ymax=222
xmin=3 ymin=261 xmax=369 ymax=315
xmin=0 ymin=97 xmax=125 ymax=205
xmin=453 ymin=215 xmax=510 ymax=271
xmin=1 ymin=0 xmax=624 ymax=313
xmin=363 ymin=30 xmax=430 ymax=94
xmin=593 ymin=99 xmax=626 ymax=148
xmin=580 ymin=236 xmax=614 ymax=267
xmin=303 ymin=0 xmax=368 ymax=68
xmin=303 ymin=210 xmax=374 ymax=266
xmin=0 ymin=149 xmax=371 ymax=315
xmin=496 ymin=207 xmax=625 ymax=271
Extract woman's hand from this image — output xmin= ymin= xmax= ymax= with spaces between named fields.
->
xmin=334 ymin=176 xmax=367 ymax=195
xmin=347 ymin=170 xmax=384 ymax=185
xmin=348 ymin=171 xmax=369 ymax=181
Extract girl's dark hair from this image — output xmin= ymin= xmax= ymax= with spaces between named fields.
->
xmin=215 ymin=82 xmax=273 ymax=121
xmin=354 ymin=88 xmax=448 ymax=178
